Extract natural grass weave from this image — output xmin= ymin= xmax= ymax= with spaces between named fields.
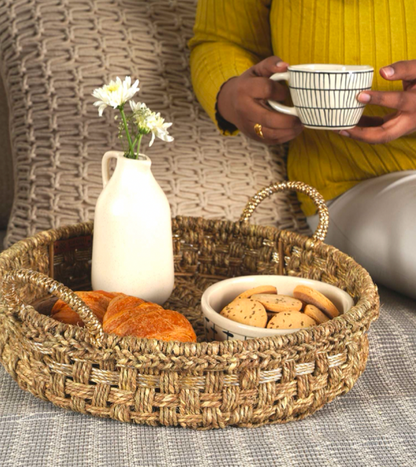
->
xmin=0 ymin=185 xmax=379 ymax=429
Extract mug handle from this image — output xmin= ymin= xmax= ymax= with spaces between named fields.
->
xmin=268 ymin=72 xmax=298 ymax=117
xmin=102 ymin=151 xmax=122 ymax=188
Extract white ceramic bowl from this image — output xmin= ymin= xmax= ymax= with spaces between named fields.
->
xmin=201 ymin=275 xmax=355 ymax=341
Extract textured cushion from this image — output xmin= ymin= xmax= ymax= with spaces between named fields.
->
xmin=0 ymin=75 xmax=13 ymax=232
xmin=0 ymin=0 xmax=308 ymax=249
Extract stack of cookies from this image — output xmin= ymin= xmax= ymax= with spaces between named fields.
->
xmin=220 ymin=284 xmax=340 ymax=330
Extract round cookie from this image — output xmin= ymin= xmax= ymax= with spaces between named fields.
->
xmin=304 ymin=304 xmax=330 ymax=324
xmin=267 ymin=311 xmax=316 ymax=330
xmin=220 ymin=298 xmax=268 ymax=328
xmin=251 ymin=294 xmax=302 ymax=312
xmin=293 ymin=285 xmax=340 ymax=318
xmin=237 ymin=285 xmax=277 ymax=300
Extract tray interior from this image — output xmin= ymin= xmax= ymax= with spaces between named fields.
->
xmin=30 ymin=275 xmax=217 ymax=342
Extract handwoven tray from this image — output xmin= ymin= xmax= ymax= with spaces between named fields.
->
xmin=0 ymin=181 xmax=379 ymax=429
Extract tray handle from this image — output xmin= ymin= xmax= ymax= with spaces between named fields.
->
xmin=240 ymin=181 xmax=329 ymax=245
xmin=1 ymin=268 xmax=105 ymax=347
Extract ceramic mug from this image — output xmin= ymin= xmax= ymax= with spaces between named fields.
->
xmin=268 ymin=64 xmax=374 ymax=130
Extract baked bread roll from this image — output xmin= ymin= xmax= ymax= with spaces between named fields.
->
xmin=51 ymin=290 xmax=122 ymax=326
xmin=103 ymin=295 xmax=197 ymax=343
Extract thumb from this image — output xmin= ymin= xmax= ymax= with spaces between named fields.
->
xmin=252 ymin=56 xmax=289 ymax=78
xmin=380 ymin=60 xmax=416 ymax=81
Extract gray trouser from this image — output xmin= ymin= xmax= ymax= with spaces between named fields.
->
xmin=307 ymin=171 xmax=416 ymax=299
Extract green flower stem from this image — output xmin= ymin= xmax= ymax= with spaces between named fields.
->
xmin=119 ymin=106 xmax=134 ymax=157
xmin=131 ymin=133 xmax=144 ymax=159
xmin=136 ymin=134 xmax=143 ymax=158
xmin=132 ymin=133 xmax=140 ymax=149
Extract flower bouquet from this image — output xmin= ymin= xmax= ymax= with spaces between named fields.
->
xmin=92 ymin=76 xmax=173 ymax=158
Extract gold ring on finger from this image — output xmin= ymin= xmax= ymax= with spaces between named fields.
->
xmin=254 ymin=123 xmax=264 ymax=139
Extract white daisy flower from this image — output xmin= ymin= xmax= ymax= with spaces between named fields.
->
xmin=129 ymin=101 xmax=174 ymax=146
xmin=129 ymin=100 xmax=152 ymax=128
xmin=92 ymin=76 xmax=140 ymax=116
xmin=146 ymin=113 xmax=174 ymax=146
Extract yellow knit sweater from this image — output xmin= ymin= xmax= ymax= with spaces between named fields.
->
xmin=189 ymin=0 xmax=416 ymax=216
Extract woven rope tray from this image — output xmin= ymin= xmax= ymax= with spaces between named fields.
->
xmin=0 ymin=182 xmax=379 ymax=429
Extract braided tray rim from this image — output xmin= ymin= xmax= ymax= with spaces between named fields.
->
xmin=0 ymin=219 xmax=379 ymax=353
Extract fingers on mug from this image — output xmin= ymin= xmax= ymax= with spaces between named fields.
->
xmin=267 ymin=65 xmax=374 ymax=130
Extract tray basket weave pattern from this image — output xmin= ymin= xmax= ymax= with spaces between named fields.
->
xmin=0 ymin=183 xmax=379 ymax=429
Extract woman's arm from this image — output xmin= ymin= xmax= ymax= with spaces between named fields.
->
xmin=188 ymin=0 xmax=303 ymax=143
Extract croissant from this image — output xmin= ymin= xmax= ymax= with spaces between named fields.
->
xmin=51 ymin=290 xmax=123 ymax=326
xmin=103 ymin=295 xmax=197 ymax=343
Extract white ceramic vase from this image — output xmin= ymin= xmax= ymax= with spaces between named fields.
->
xmin=91 ymin=151 xmax=174 ymax=304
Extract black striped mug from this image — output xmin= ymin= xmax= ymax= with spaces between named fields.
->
xmin=268 ymin=64 xmax=374 ymax=130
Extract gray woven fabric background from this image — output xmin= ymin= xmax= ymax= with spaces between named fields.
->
xmin=1 ymin=285 xmax=415 ymax=467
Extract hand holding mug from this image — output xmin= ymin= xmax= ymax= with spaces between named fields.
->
xmin=339 ymin=60 xmax=416 ymax=144
xmin=216 ymin=56 xmax=304 ymax=144
xmin=267 ymin=64 xmax=374 ymax=130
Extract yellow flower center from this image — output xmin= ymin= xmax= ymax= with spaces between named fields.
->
xmin=105 ymin=82 xmax=120 ymax=92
